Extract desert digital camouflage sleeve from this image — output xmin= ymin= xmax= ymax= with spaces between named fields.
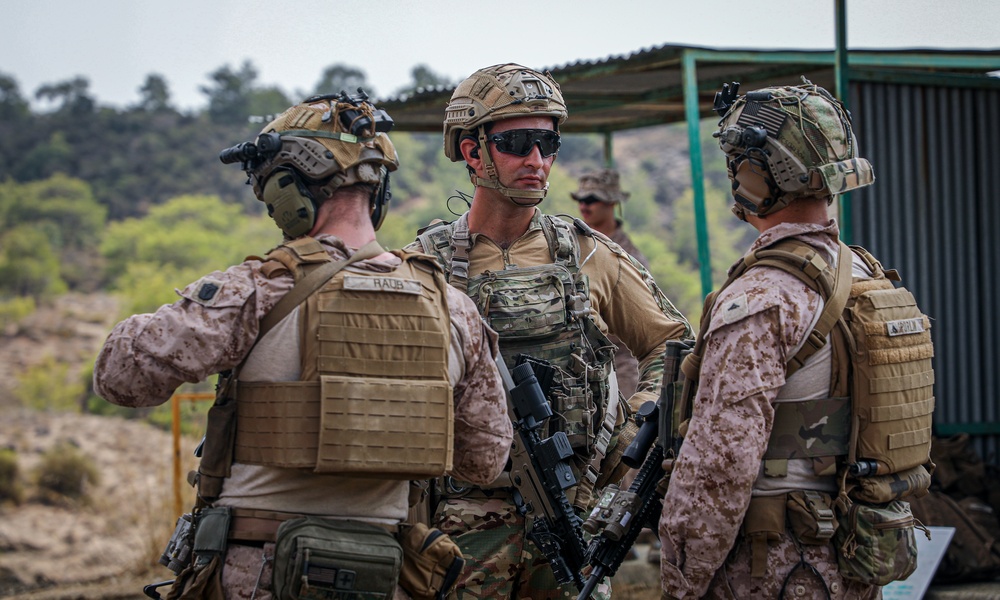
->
xmin=92 ymin=261 xmax=279 ymax=407
xmin=444 ymin=287 xmax=513 ymax=486
xmin=657 ymin=268 xmax=820 ymax=598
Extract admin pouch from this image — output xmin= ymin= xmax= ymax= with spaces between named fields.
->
xmin=273 ymin=517 xmax=403 ymax=600
xmin=397 ymin=522 xmax=465 ymax=600
xmin=834 ymin=499 xmax=923 ymax=586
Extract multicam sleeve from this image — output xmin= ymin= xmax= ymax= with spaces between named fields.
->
xmin=446 ymin=289 xmax=513 ymax=485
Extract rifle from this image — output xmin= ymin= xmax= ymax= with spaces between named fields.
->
xmin=496 ymin=355 xmax=587 ymax=590
xmin=576 ymin=339 xmax=693 ymax=600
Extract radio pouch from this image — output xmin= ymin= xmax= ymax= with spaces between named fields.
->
xmin=398 ymin=522 xmax=465 ymax=600
xmin=273 ymin=517 xmax=402 ymax=600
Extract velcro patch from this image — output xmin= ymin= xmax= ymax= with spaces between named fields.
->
xmin=343 ymin=275 xmax=422 ymax=295
xmin=886 ymin=318 xmax=926 ymax=337
xmin=192 ymin=277 xmax=225 ymax=307
xmin=722 ymin=293 xmax=750 ymax=324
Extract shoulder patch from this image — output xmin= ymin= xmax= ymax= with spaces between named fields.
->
xmin=722 ymin=292 xmax=750 ymax=324
xmin=191 ymin=276 xmax=225 ymax=307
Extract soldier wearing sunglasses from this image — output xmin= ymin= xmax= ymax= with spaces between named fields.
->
xmin=409 ymin=63 xmax=692 ymax=600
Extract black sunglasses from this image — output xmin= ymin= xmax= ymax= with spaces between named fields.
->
xmin=576 ymin=196 xmax=602 ymax=206
xmin=487 ymin=129 xmax=561 ymax=157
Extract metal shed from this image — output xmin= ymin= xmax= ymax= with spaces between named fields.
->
xmin=377 ymin=44 xmax=1000 ymax=461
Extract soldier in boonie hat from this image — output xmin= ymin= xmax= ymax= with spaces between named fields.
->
xmin=571 ymin=167 xmax=631 ymax=205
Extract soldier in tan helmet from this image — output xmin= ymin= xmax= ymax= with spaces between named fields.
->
xmin=93 ymin=92 xmax=512 ymax=600
xmin=659 ymin=80 xmax=933 ymax=599
xmin=408 ymin=63 xmax=692 ymax=599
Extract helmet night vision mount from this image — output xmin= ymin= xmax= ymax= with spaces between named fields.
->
xmin=712 ymin=79 xmax=874 ymax=219
xmin=220 ymin=89 xmax=398 ymax=238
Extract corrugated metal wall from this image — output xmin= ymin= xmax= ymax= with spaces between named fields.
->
xmin=849 ymin=79 xmax=1000 ymax=464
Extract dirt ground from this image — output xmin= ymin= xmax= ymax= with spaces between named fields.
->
xmin=0 ymin=407 xmax=199 ymax=599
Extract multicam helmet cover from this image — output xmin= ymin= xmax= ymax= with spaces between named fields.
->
xmin=715 ymin=79 xmax=874 ymax=219
xmin=571 ymin=168 xmax=631 ymax=204
xmin=444 ymin=63 xmax=567 ymax=205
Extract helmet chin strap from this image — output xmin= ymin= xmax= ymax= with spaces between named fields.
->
xmin=472 ymin=128 xmax=546 ymax=207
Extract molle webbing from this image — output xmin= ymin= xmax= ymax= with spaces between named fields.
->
xmin=847 ymin=279 xmax=935 ymax=474
xmin=234 ymin=255 xmax=454 ymax=478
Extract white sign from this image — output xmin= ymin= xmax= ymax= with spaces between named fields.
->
xmin=882 ymin=526 xmax=956 ymax=600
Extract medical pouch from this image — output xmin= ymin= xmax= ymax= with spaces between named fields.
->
xmin=273 ymin=517 xmax=403 ymax=600
xmin=834 ymin=499 xmax=919 ymax=585
xmin=397 ymin=522 xmax=465 ymax=600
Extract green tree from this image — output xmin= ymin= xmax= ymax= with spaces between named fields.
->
xmin=100 ymin=194 xmax=278 ymax=314
xmin=313 ymin=64 xmax=370 ymax=97
xmin=201 ymin=61 xmax=260 ymax=124
xmin=136 ymin=73 xmax=172 ymax=112
xmin=0 ymin=175 xmax=108 ymax=291
xmin=0 ymin=226 xmax=67 ymax=300
xmin=35 ymin=76 xmax=95 ymax=114
xmin=393 ymin=64 xmax=451 ymax=97
xmin=0 ymin=73 xmax=29 ymax=120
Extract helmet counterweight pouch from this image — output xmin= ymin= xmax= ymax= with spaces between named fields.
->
xmin=262 ymin=168 xmax=317 ymax=239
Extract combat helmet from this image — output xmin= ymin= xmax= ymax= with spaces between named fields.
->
xmin=220 ymin=90 xmax=399 ymax=238
xmin=444 ymin=63 xmax=567 ymax=204
xmin=713 ymin=79 xmax=874 ymax=220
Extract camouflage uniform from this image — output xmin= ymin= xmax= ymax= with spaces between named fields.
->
xmin=408 ymin=209 xmax=690 ymax=599
xmin=94 ymin=234 xmax=513 ymax=600
xmin=657 ymin=220 xmax=879 ymax=600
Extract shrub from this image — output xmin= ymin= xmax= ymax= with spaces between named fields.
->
xmin=14 ymin=355 xmax=84 ymax=411
xmin=0 ymin=448 xmax=22 ymax=504
xmin=33 ymin=443 xmax=100 ymax=505
xmin=0 ymin=295 xmax=36 ymax=332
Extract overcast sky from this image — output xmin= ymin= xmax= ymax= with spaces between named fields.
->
xmin=4 ymin=0 xmax=998 ymax=112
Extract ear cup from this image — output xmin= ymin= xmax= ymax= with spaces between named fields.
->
xmin=369 ymin=168 xmax=392 ymax=231
xmin=261 ymin=168 xmax=317 ymax=238
xmin=729 ymin=158 xmax=777 ymax=216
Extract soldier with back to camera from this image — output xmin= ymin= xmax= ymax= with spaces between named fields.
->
xmin=93 ymin=91 xmax=512 ymax=600
xmin=658 ymin=80 xmax=935 ymax=599
xmin=408 ymin=63 xmax=692 ymax=600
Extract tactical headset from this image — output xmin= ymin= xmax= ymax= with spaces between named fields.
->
xmin=257 ymin=162 xmax=392 ymax=239
xmin=220 ymin=90 xmax=398 ymax=238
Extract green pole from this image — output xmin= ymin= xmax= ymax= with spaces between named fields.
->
xmin=835 ymin=0 xmax=853 ymax=243
xmin=682 ymin=51 xmax=713 ymax=298
xmin=603 ymin=131 xmax=614 ymax=168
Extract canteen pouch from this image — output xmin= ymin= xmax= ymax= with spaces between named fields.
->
xmin=397 ymin=522 xmax=465 ymax=600
xmin=273 ymin=517 xmax=403 ymax=600
xmin=834 ymin=499 xmax=919 ymax=585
